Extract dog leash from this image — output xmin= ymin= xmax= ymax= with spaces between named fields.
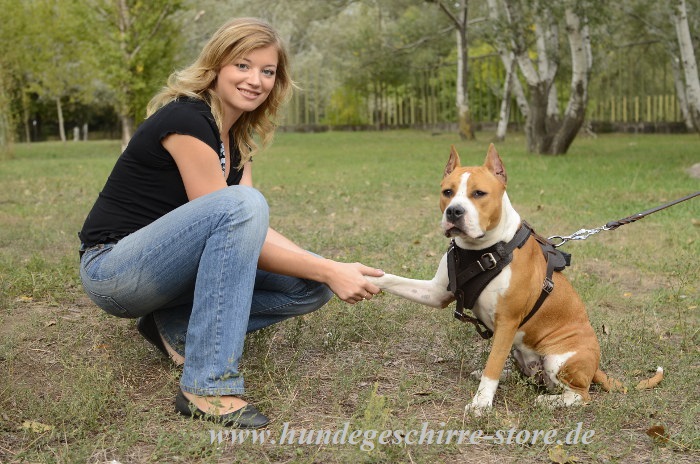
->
xmin=548 ymin=191 xmax=700 ymax=248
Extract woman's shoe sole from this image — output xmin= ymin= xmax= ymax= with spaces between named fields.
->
xmin=175 ymin=390 xmax=270 ymax=429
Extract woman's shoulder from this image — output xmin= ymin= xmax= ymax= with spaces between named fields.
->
xmin=146 ymin=97 xmax=217 ymax=133
xmin=156 ymin=97 xmax=213 ymax=118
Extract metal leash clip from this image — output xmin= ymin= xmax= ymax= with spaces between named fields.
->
xmin=548 ymin=225 xmax=610 ymax=248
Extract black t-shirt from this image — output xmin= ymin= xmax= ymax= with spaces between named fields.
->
xmin=79 ymin=98 xmax=243 ymax=247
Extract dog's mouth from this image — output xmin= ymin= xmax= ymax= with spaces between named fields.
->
xmin=442 ymin=221 xmax=485 ymax=240
xmin=443 ymin=222 xmax=462 ymax=237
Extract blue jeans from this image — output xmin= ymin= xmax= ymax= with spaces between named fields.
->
xmin=79 ymin=186 xmax=333 ymax=396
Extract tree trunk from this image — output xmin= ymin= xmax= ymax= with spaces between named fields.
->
xmin=22 ymin=91 xmax=31 ymax=143
xmin=436 ymin=0 xmax=475 ymax=140
xmin=506 ymin=0 xmax=590 ymax=155
xmin=670 ymin=54 xmax=694 ymax=130
xmin=673 ymin=0 xmax=700 ymax=132
xmin=495 ymin=62 xmax=513 ymax=142
xmin=120 ymin=112 xmax=133 ymax=152
xmin=455 ymin=10 xmax=475 ymax=139
xmin=487 ymin=0 xmax=528 ymax=141
xmin=0 ymin=75 xmax=12 ymax=159
xmin=56 ymin=98 xmax=66 ymax=142
xmin=550 ymin=8 xmax=592 ymax=154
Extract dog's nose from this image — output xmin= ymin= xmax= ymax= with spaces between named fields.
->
xmin=445 ymin=205 xmax=465 ymax=223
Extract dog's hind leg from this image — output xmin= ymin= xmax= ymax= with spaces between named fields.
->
xmin=534 ymin=351 xmax=594 ymax=408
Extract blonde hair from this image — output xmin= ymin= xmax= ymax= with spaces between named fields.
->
xmin=147 ymin=17 xmax=293 ymax=167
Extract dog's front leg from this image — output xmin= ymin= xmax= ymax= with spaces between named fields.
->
xmin=466 ymin=321 xmax=519 ymax=416
xmin=366 ymin=253 xmax=454 ymax=308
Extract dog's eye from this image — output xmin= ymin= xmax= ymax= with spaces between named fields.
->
xmin=472 ymin=190 xmax=487 ymax=199
xmin=442 ymin=189 xmax=454 ymax=198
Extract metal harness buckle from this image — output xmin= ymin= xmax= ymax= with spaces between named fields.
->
xmin=478 ymin=253 xmax=497 ymax=271
xmin=542 ymin=277 xmax=554 ymax=294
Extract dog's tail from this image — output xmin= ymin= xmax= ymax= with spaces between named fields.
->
xmin=634 ymin=366 xmax=664 ymax=390
xmin=592 ymin=369 xmax=627 ymax=392
xmin=593 ymin=366 xmax=664 ymax=392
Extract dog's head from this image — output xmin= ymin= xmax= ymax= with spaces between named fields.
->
xmin=440 ymin=144 xmax=509 ymax=244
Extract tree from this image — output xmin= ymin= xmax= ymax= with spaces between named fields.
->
xmin=80 ymin=0 xmax=183 ymax=149
xmin=430 ymin=0 xmax=477 ymax=140
xmin=673 ymin=0 xmax=700 ymax=131
xmin=502 ymin=0 xmax=593 ymax=154
xmin=485 ymin=0 xmax=529 ymax=141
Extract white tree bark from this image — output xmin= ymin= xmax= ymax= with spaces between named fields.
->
xmin=550 ymin=6 xmax=592 ymax=153
xmin=670 ymin=54 xmax=693 ymax=130
xmin=673 ymin=0 xmax=700 ymax=131
xmin=56 ymin=98 xmax=66 ymax=143
xmin=487 ymin=0 xmax=528 ymax=140
xmin=562 ymin=8 xmax=591 ymax=120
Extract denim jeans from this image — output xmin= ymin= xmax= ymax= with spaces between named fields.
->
xmin=79 ymin=186 xmax=334 ymax=396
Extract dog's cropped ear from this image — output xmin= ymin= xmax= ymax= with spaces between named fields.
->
xmin=444 ymin=145 xmax=461 ymax=178
xmin=485 ymin=143 xmax=507 ymax=186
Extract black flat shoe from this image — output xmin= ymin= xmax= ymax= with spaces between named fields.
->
xmin=137 ymin=313 xmax=168 ymax=358
xmin=175 ymin=390 xmax=270 ymax=429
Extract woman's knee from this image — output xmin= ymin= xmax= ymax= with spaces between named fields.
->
xmin=211 ymin=186 xmax=269 ymax=230
xmin=309 ymin=281 xmax=335 ymax=310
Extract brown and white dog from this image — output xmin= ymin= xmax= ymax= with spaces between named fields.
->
xmin=368 ymin=144 xmax=663 ymax=415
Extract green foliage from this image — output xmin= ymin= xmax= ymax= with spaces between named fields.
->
xmin=325 ymin=85 xmax=369 ymax=125
xmin=77 ymin=0 xmax=184 ymax=125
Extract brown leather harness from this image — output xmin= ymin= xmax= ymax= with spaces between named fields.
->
xmin=447 ymin=222 xmax=570 ymax=339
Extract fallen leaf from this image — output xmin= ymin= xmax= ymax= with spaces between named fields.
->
xmin=602 ymin=324 xmax=610 ymax=335
xmin=21 ymin=420 xmax=54 ymax=433
xmin=16 ymin=295 xmax=33 ymax=302
xmin=44 ymin=320 xmax=57 ymax=327
xmin=646 ymin=425 xmax=669 ymax=443
xmin=623 ymin=292 xmax=632 ymax=297
xmin=548 ymin=445 xmax=578 ymax=463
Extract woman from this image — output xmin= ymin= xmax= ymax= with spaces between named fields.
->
xmin=78 ymin=17 xmax=383 ymax=429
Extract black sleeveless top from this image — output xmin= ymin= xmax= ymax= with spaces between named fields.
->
xmin=78 ymin=98 xmax=243 ymax=247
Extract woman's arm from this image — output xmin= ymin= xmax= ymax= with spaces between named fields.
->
xmin=243 ymin=161 xmax=383 ymax=303
xmin=164 ymin=134 xmax=227 ymax=200
xmin=258 ymin=239 xmax=383 ymax=304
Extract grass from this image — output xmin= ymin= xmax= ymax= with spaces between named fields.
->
xmin=0 ymin=131 xmax=698 ymax=463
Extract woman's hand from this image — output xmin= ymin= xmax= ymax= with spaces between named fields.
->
xmin=322 ymin=261 xmax=384 ymax=304
xmin=257 ymin=228 xmax=384 ymax=304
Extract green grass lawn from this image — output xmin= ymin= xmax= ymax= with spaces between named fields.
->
xmin=0 ymin=131 xmax=698 ymax=463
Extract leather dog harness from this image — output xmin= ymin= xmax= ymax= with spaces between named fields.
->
xmin=447 ymin=222 xmax=570 ymax=339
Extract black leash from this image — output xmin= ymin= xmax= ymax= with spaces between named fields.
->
xmin=548 ymin=191 xmax=700 ymax=248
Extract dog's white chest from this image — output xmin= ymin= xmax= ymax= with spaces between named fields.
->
xmin=471 ymin=266 xmax=512 ymax=330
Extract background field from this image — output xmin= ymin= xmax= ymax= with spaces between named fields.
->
xmin=0 ymin=131 xmax=698 ymax=463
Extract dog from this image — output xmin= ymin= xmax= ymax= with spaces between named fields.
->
xmin=368 ymin=144 xmax=663 ymax=415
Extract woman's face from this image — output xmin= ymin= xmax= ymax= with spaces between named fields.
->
xmin=214 ymin=45 xmax=278 ymax=123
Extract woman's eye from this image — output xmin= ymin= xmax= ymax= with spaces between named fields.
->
xmin=262 ymin=69 xmax=276 ymax=77
xmin=235 ymin=63 xmax=249 ymax=70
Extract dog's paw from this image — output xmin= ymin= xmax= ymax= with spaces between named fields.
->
xmin=470 ymin=369 xmax=511 ymax=381
xmin=535 ymin=391 xmax=584 ymax=408
xmin=464 ymin=402 xmax=491 ymax=417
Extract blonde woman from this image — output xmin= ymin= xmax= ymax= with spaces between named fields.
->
xmin=78 ymin=18 xmax=382 ymax=428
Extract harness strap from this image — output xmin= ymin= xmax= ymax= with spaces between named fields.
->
xmin=448 ymin=224 xmax=532 ymax=339
xmin=449 ymin=222 xmax=570 ymax=339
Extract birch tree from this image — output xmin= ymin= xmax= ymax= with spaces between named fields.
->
xmin=504 ymin=0 xmax=592 ymax=154
xmin=485 ymin=0 xmax=528 ymax=141
xmin=673 ymin=0 xmax=700 ymax=131
xmin=430 ymin=0 xmax=476 ymax=140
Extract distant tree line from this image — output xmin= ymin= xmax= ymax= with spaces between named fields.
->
xmin=1 ymin=0 xmax=698 ymax=159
